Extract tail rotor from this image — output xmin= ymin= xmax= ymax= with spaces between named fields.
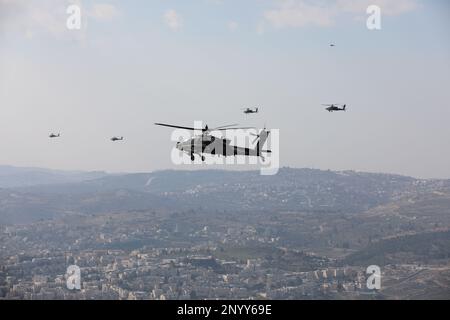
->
xmin=250 ymin=132 xmax=260 ymax=145
xmin=250 ymin=124 xmax=269 ymax=145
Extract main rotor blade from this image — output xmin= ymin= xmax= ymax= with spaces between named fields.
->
xmin=155 ymin=123 xmax=254 ymax=132
xmin=155 ymin=123 xmax=201 ymax=131
xmin=211 ymin=124 xmax=239 ymax=130
xmin=215 ymin=127 xmax=256 ymax=131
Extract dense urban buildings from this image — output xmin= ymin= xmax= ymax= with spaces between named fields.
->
xmin=1 ymin=168 xmax=449 ymax=300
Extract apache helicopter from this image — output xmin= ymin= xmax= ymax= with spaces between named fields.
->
xmin=49 ymin=133 xmax=60 ymax=138
xmin=111 ymin=136 xmax=124 ymax=142
xmin=155 ymin=122 xmax=271 ymax=162
xmin=242 ymin=107 xmax=259 ymax=114
xmin=322 ymin=104 xmax=347 ymax=112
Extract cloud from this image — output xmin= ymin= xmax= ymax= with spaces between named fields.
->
xmin=227 ymin=20 xmax=239 ymax=32
xmin=203 ymin=0 xmax=224 ymax=4
xmin=256 ymin=22 xmax=266 ymax=36
xmin=263 ymin=0 xmax=418 ymax=29
xmin=0 ymin=0 xmax=120 ymax=39
xmin=164 ymin=9 xmax=183 ymax=31
xmin=337 ymin=0 xmax=418 ymax=16
xmin=0 ymin=0 xmax=65 ymax=37
xmin=89 ymin=3 xmax=120 ymax=21
xmin=264 ymin=1 xmax=335 ymax=28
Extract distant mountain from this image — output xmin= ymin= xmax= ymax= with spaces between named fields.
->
xmin=0 ymin=165 xmax=108 ymax=188
xmin=0 ymin=187 xmax=177 ymax=225
xmin=1 ymin=166 xmax=449 ymax=225
xmin=66 ymin=168 xmax=417 ymax=213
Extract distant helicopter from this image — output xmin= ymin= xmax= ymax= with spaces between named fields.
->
xmin=49 ymin=133 xmax=60 ymax=138
xmin=111 ymin=136 xmax=124 ymax=142
xmin=155 ymin=122 xmax=271 ymax=162
xmin=242 ymin=107 xmax=259 ymax=114
xmin=322 ymin=104 xmax=347 ymax=112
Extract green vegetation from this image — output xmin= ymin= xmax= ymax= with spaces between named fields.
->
xmin=343 ymin=230 xmax=450 ymax=266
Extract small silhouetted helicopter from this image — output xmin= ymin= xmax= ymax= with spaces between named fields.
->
xmin=111 ymin=136 xmax=124 ymax=142
xmin=155 ymin=122 xmax=271 ymax=162
xmin=49 ymin=133 xmax=60 ymax=138
xmin=242 ymin=107 xmax=259 ymax=114
xmin=322 ymin=104 xmax=347 ymax=112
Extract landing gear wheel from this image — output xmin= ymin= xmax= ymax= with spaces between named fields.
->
xmin=190 ymin=154 xmax=195 ymax=161
xmin=201 ymin=155 xmax=205 ymax=162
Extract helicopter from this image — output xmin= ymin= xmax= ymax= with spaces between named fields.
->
xmin=242 ymin=107 xmax=259 ymax=114
xmin=322 ymin=104 xmax=347 ymax=112
xmin=49 ymin=133 xmax=60 ymax=138
xmin=111 ymin=136 xmax=124 ymax=142
xmin=155 ymin=122 xmax=271 ymax=162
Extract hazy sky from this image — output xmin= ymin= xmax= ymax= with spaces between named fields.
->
xmin=1 ymin=0 xmax=449 ymax=178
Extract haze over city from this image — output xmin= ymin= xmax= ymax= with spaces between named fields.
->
xmin=1 ymin=0 xmax=449 ymax=178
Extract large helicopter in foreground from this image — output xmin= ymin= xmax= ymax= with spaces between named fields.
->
xmin=155 ymin=123 xmax=272 ymax=162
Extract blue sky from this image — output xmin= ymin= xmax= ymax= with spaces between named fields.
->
xmin=1 ymin=0 xmax=449 ymax=178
